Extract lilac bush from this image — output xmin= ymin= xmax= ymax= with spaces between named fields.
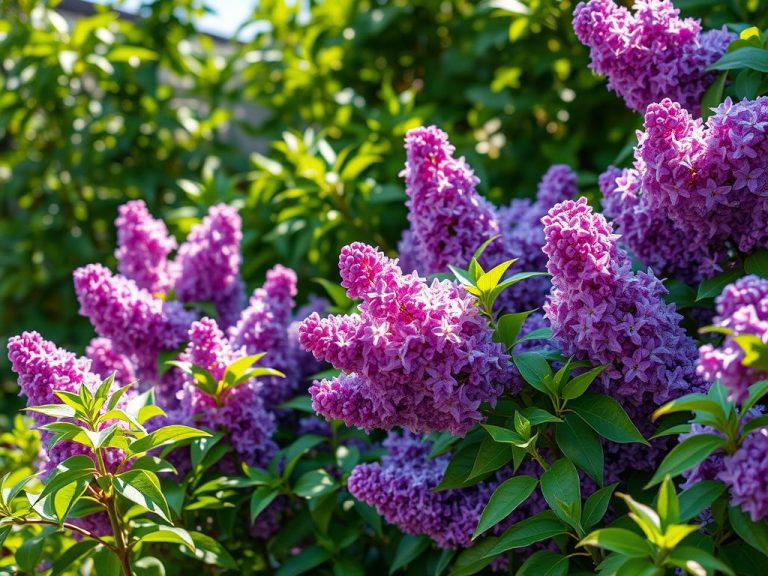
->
xmin=573 ymin=0 xmax=733 ymax=114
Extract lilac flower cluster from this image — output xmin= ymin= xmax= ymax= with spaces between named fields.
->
xmin=7 ymin=332 xmax=123 ymax=534
xmin=114 ymin=200 xmax=246 ymax=328
xmin=177 ymin=318 xmax=277 ymax=467
xmin=573 ymin=0 xmax=733 ymax=114
xmin=300 ymin=242 xmax=511 ymax=436
xmin=348 ymin=431 xmax=543 ymax=549
xmin=74 ymin=264 xmax=195 ymax=381
xmin=602 ymin=97 xmax=768 ymax=281
xmin=720 ymin=428 xmax=768 ymax=521
xmin=397 ymin=126 xmax=577 ymax=311
xmin=543 ymin=198 xmax=705 ymax=475
xmin=698 ymin=275 xmax=768 ymax=403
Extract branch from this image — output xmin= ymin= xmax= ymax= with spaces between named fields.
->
xmin=11 ymin=517 xmax=116 ymax=551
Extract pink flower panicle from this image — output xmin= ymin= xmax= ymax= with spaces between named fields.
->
xmin=299 ymin=242 xmax=511 ymax=436
xmin=398 ymin=126 xmax=577 ymax=311
xmin=573 ymin=0 xmax=733 ymax=114
xmin=602 ymin=97 xmax=768 ymax=281
xmin=698 ymin=275 xmax=768 ymax=403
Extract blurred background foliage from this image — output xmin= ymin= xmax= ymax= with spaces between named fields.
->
xmin=0 ymin=0 xmax=763 ymax=415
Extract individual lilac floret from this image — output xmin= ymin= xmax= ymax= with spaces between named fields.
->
xmin=115 ymin=200 xmax=179 ymax=294
xmin=175 ymin=204 xmax=246 ymax=327
xmin=178 ymin=318 xmax=277 ymax=467
xmin=300 ymin=243 xmax=511 ymax=436
xmin=698 ymin=276 xmax=768 ymax=403
xmin=86 ymin=337 xmax=136 ymax=386
xmin=573 ymin=0 xmax=733 ymax=114
xmin=720 ymin=428 xmax=768 ymax=522
xmin=229 ymin=265 xmax=301 ymax=410
xmin=73 ymin=264 xmax=196 ymax=380
xmin=601 ymin=97 xmax=768 ymax=281
xmin=543 ymin=197 xmax=704 ymax=405
xmin=397 ymin=126 xmax=577 ymax=311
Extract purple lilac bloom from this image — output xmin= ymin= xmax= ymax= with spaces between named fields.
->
xmin=720 ymin=428 xmax=768 ymax=522
xmin=573 ymin=0 xmax=733 ymax=114
xmin=177 ymin=318 xmax=277 ymax=467
xmin=601 ymin=97 xmax=768 ymax=281
xmin=229 ymin=265 xmax=301 ymax=410
xmin=299 ymin=243 xmax=511 ymax=436
xmin=7 ymin=332 xmax=125 ymax=476
xmin=73 ymin=263 xmax=196 ymax=382
xmin=698 ymin=275 xmax=768 ymax=403
xmin=397 ymin=126 xmax=577 ymax=311
xmin=115 ymin=200 xmax=179 ymax=294
xmin=288 ymin=295 xmax=329 ymax=382
xmin=86 ymin=337 xmax=136 ymax=386
xmin=175 ymin=204 xmax=246 ymax=328
xmin=542 ymin=198 xmax=705 ymax=475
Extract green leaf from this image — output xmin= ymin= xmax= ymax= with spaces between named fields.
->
xmin=697 ymin=268 xmax=744 ymax=301
xmin=668 ymin=546 xmax=735 ymax=576
xmin=434 ymin=444 xmax=479 ymax=491
xmin=390 ymin=534 xmax=430 ymax=574
xmin=109 ymin=46 xmax=159 ymax=62
xmin=582 ymin=483 xmax=618 ymax=529
xmin=223 ymin=353 xmax=267 ymax=386
xmin=131 ymin=456 xmax=177 ymax=475
xmin=734 ymin=334 xmax=768 ymax=371
xmin=645 ymin=434 xmax=726 ymax=488
xmin=50 ymin=540 xmax=99 ymax=576
xmin=744 ymin=380 xmax=768 ymax=412
xmin=53 ymin=476 xmax=89 ymax=521
xmin=190 ymin=431 xmax=226 ymax=471
xmin=513 ymin=352 xmax=552 ymax=394
xmin=250 ymin=486 xmax=279 ymax=522
xmin=25 ymin=403 xmax=77 ymax=419
xmin=314 ymin=278 xmax=353 ymax=309
xmin=92 ymin=547 xmax=122 ymax=575
xmin=278 ymin=395 xmax=315 ymax=413
xmin=520 ymin=407 xmax=562 ymax=425
xmin=560 ymin=365 xmax=607 ymax=400
xmin=618 ymin=493 xmax=663 ymax=545
xmin=652 ymin=394 xmax=722 ymax=421
xmin=488 ymin=511 xmax=568 ymax=555
xmin=113 ymin=469 xmax=172 ymax=522
xmin=468 ymin=436 xmax=512 ymax=480
xmin=133 ymin=557 xmax=166 ymax=576
xmin=275 ymin=546 xmax=331 ymax=576
xmin=448 ymin=538 xmax=499 ymax=576
xmin=472 ymin=475 xmax=537 ymax=539
xmin=708 ymin=46 xmax=768 ymax=73
xmin=281 ymin=434 xmax=326 ymax=479
xmin=657 ymin=475 xmax=680 ymax=530
xmin=36 ymin=456 xmax=97 ymax=504
xmin=135 ymin=525 xmax=196 ymax=552
xmin=494 ymin=311 xmax=534 ymax=349
xmin=472 ymin=235 xmax=501 ymax=263
xmin=745 ymin=250 xmax=768 ymax=279
xmin=701 ymin=71 xmax=728 ymax=120
xmin=16 ymin=533 xmax=45 ymax=573
xmin=729 ymin=505 xmax=768 ymax=557
xmin=679 ymin=481 xmax=726 ymax=522
xmin=293 ymin=469 xmax=338 ymax=499
xmin=540 ymin=458 xmax=582 ymax=532
xmin=569 ymin=393 xmax=648 ymax=445
xmin=129 ymin=425 xmax=210 ymax=455
xmin=165 ymin=361 xmax=218 ymax=396
xmin=659 ymin=523 xmax=699 ymax=549
xmin=578 ymin=528 xmax=651 ymax=558
xmin=516 ymin=551 xmax=569 ymax=576
xmin=555 ymin=413 xmax=604 ymax=485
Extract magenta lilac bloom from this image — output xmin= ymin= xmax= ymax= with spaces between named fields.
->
xmin=229 ymin=265 xmax=301 ymax=410
xmin=720 ymin=428 xmax=768 ymax=522
xmin=300 ymin=242 xmax=511 ymax=436
xmin=602 ymin=97 xmax=768 ymax=281
xmin=115 ymin=200 xmax=179 ymax=294
xmin=73 ymin=263 xmax=196 ymax=380
xmin=698 ymin=275 xmax=768 ymax=403
xmin=175 ymin=204 xmax=246 ymax=328
xmin=398 ymin=126 xmax=576 ymax=310
xmin=86 ymin=337 xmax=136 ymax=386
xmin=573 ymin=0 xmax=733 ymax=114
xmin=178 ymin=318 xmax=277 ymax=467
xmin=542 ymin=198 xmax=705 ymax=478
